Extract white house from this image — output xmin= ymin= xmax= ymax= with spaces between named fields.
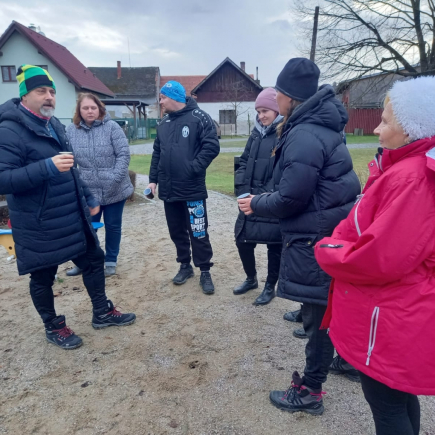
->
xmin=0 ymin=21 xmax=114 ymax=125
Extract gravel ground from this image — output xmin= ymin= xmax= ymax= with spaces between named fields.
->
xmin=1 ymin=187 xmax=434 ymax=435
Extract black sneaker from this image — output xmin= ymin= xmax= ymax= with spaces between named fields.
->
xmin=200 ymin=271 xmax=215 ymax=295
xmin=293 ymin=327 xmax=308 ymax=339
xmin=329 ymin=355 xmax=360 ymax=382
xmin=92 ymin=300 xmax=136 ymax=329
xmin=269 ymin=371 xmax=325 ymax=416
xmin=45 ymin=315 xmax=83 ymax=350
xmin=173 ymin=263 xmax=194 ymax=285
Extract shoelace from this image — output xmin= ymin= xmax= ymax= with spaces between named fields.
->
xmin=53 ymin=326 xmax=74 ymax=338
xmin=300 ymin=386 xmax=327 ymax=402
xmin=282 ymin=381 xmax=300 ymax=400
xmin=202 ymin=274 xmax=212 ymax=284
xmin=108 ymin=306 xmax=123 ymax=317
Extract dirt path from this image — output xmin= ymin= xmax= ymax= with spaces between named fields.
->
xmin=1 ymin=191 xmax=434 ymax=435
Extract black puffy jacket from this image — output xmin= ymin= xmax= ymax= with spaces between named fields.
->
xmin=149 ymin=98 xmax=220 ymax=201
xmin=251 ymin=85 xmax=361 ymax=305
xmin=0 ymin=99 xmax=98 ymax=275
xmin=234 ymin=122 xmax=281 ymax=244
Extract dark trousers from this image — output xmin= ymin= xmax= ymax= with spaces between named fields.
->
xmin=29 ymin=229 xmax=108 ymax=325
xmin=360 ymin=372 xmax=420 ymax=435
xmin=164 ymin=199 xmax=213 ymax=271
xmin=236 ymin=241 xmax=281 ymax=285
xmin=302 ymin=302 xmax=335 ymax=390
xmin=92 ymin=199 xmax=126 ymax=265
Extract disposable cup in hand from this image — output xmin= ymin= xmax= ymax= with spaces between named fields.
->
xmin=59 ymin=151 xmax=73 ymax=155
xmin=237 ymin=193 xmax=250 ymax=199
xmin=144 ymin=188 xmax=154 ymax=199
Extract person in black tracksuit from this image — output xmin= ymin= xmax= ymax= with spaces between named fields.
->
xmin=233 ymin=88 xmax=283 ymax=305
xmin=147 ymin=81 xmax=220 ymax=295
xmin=238 ymin=58 xmax=361 ymax=415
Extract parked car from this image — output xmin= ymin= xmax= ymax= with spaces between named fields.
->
xmin=213 ymin=120 xmax=221 ymax=139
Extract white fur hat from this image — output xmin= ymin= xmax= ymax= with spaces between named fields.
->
xmin=389 ymin=76 xmax=435 ymax=141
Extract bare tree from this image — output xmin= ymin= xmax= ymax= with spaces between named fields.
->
xmin=294 ymin=0 xmax=435 ymax=81
xmin=223 ymin=80 xmax=251 ymax=135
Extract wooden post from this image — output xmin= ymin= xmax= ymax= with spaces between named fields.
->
xmin=310 ymin=6 xmax=320 ymax=62
xmin=133 ymin=103 xmax=137 ymax=139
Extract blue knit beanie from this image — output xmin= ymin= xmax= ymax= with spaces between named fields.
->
xmin=160 ymin=80 xmax=186 ymax=103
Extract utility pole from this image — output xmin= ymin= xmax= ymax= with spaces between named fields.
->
xmin=310 ymin=6 xmax=320 ymax=62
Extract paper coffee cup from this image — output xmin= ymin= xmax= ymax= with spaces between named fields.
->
xmin=237 ymin=193 xmax=250 ymax=199
xmin=59 ymin=151 xmax=73 ymax=155
xmin=143 ymin=188 xmax=154 ymax=199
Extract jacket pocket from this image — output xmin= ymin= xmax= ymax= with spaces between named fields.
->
xmin=366 ymin=306 xmax=380 ymax=366
xmin=282 ymin=234 xmax=321 ymax=286
xmin=36 ymin=183 xmax=49 ymax=220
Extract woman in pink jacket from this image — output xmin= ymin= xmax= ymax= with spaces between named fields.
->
xmin=315 ymin=76 xmax=435 ymax=434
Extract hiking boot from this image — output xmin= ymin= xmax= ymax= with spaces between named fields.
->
xmin=173 ymin=263 xmax=194 ymax=285
xmin=66 ymin=266 xmax=82 ymax=277
xmin=45 ymin=315 xmax=83 ymax=350
xmin=293 ymin=328 xmax=308 ymax=339
xmin=253 ymin=282 xmax=275 ymax=306
xmin=269 ymin=371 xmax=325 ymax=416
xmin=233 ymin=276 xmax=258 ymax=295
xmin=284 ymin=308 xmax=303 ymax=323
xmin=200 ymin=271 xmax=215 ymax=295
xmin=104 ymin=266 xmax=116 ymax=277
xmin=92 ymin=300 xmax=136 ymax=329
xmin=329 ymin=355 xmax=360 ymax=382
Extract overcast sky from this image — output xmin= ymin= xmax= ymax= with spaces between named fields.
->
xmin=0 ymin=0 xmax=305 ymax=86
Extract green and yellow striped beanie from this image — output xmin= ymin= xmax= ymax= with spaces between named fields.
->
xmin=17 ymin=65 xmax=56 ymax=98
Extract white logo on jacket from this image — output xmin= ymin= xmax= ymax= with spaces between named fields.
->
xmin=182 ymin=126 xmax=189 ymax=138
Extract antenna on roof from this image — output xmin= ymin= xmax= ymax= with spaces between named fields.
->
xmin=128 ymin=37 xmax=131 ymax=69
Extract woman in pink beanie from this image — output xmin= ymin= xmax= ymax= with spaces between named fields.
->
xmin=233 ymin=88 xmax=283 ymax=305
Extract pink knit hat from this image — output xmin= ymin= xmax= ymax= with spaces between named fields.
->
xmin=255 ymin=87 xmax=279 ymax=112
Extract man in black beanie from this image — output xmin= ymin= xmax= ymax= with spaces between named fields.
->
xmin=238 ymin=57 xmax=361 ymax=415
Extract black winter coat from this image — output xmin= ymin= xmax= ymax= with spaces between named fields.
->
xmin=149 ymin=98 xmax=220 ymax=201
xmin=0 ymin=99 xmax=98 ymax=275
xmin=251 ymin=85 xmax=361 ymax=305
xmin=234 ymin=123 xmax=281 ymax=244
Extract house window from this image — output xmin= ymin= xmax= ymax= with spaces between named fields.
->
xmin=37 ymin=65 xmax=48 ymax=71
xmin=1 ymin=66 xmax=17 ymax=82
xmin=219 ymin=110 xmax=236 ymax=124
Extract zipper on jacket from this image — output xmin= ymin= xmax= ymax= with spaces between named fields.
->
xmin=366 ymin=306 xmax=380 ymax=366
xmin=354 ymin=194 xmax=364 ymax=236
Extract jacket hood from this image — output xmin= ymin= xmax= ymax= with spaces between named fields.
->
xmin=0 ymin=98 xmax=26 ymax=125
xmin=167 ymin=97 xmax=198 ymax=118
xmin=286 ymin=85 xmax=348 ymax=133
xmin=255 ymin=114 xmax=284 ymax=137
xmin=79 ymin=112 xmax=111 ymax=130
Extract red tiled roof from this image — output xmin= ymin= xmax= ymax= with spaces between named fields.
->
xmin=0 ymin=21 xmax=114 ymax=97
xmin=160 ymin=75 xmax=207 ymax=96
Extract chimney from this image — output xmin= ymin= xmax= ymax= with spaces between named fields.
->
xmin=256 ymin=66 xmax=260 ymax=85
xmin=240 ymin=61 xmax=245 ymax=71
xmin=117 ymin=61 xmax=121 ymax=79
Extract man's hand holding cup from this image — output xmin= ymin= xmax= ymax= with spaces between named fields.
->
xmin=52 ymin=152 xmax=74 ymax=172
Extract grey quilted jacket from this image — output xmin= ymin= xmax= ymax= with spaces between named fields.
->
xmin=66 ymin=114 xmax=133 ymax=205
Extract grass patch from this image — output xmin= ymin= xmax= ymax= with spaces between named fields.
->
xmin=346 ymin=134 xmax=378 ymax=144
xmin=129 ymin=139 xmax=155 ymax=145
xmin=219 ymin=140 xmax=248 ymax=149
xmin=130 ymin=148 xmax=377 ymax=196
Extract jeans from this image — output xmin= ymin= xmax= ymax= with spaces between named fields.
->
xmin=164 ymin=199 xmax=213 ymax=271
xmin=29 ymin=228 xmax=108 ymax=325
xmin=360 ymin=372 xmax=420 ymax=435
xmin=236 ymin=241 xmax=281 ymax=285
xmin=92 ymin=199 xmax=126 ymax=266
xmin=301 ymin=302 xmax=335 ymax=390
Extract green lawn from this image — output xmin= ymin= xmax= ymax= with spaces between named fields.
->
xmin=130 ymin=147 xmax=376 ymax=196
xmin=346 ymin=134 xmax=378 ymax=144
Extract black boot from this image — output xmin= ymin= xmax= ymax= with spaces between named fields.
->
xmin=253 ymin=282 xmax=275 ymax=306
xmin=173 ymin=263 xmax=194 ymax=285
xmin=283 ymin=306 xmax=303 ymax=322
xmin=233 ymin=276 xmax=258 ymax=295
xmin=269 ymin=371 xmax=325 ymax=416
xmin=293 ymin=328 xmax=308 ymax=339
xmin=92 ymin=300 xmax=136 ymax=329
xmin=45 ymin=315 xmax=83 ymax=350
xmin=329 ymin=355 xmax=360 ymax=382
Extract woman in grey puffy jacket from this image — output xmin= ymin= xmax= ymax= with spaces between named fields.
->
xmin=66 ymin=93 xmax=133 ymax=276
